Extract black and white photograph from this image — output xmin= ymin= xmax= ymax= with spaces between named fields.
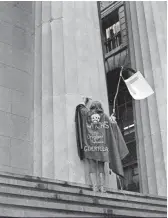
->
xmin=0 ymin=1 xmax=166 ymax=217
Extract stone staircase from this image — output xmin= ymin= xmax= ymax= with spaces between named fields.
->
xmin=0 ymin=172 xmax=166 ymax=217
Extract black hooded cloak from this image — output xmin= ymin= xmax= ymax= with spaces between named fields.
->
xmin=75 ymin=101 xmax=129 ymax=177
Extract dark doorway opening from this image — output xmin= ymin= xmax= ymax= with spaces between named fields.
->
xmin=107 ymin=68 xmax=140 ymax=192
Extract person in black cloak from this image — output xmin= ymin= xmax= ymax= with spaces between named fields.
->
xmin=75 ymin=98 xmax=129 ymax=193
xmin=86 ymin=100 xmax=109 ymax=192
xmin=75 ymin=98 xmax=107 ymax=192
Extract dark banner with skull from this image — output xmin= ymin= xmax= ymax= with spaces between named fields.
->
xmin=83 ymin=112 xmax=110 ymax=162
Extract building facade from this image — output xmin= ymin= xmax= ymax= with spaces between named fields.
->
xmin=0 ymin=1 xmax=118 ymax=190
xmin=0 ymin=2 xmax=166 ymax=215
xmin=100 ymin=1 xmax=167 ymax=197
xmin=126 ymin=1 xmax=167 ymax=197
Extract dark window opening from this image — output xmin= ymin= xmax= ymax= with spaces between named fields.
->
xmin=102 ymin=9 xmax=122 ymax=53
xmin=107 ymin=68 xmax=140 ymax=193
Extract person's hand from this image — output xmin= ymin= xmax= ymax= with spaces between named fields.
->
xmin=86 ymin=97 xmax=92 ymax=109
xmin=81 ymin=96 xmax=92 ymax=107
xmin=81 ymin=96 xmax=87 ymax=104
xmin=110 ymin=114 xmax=117 ymax=123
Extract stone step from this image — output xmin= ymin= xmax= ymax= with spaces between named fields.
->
xmin=0 ymin=193 xmax=166 ymax=218
xmin=0 ymin=183 xmax=166 ymax=213
xmin=0 ymin=172 xmax=166 ymax=206
xmin=0 ymin=172 xmax=166 ymax=217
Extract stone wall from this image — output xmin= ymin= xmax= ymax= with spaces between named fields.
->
xmin=0 ymin=2 xmax=34 ymax=175
xmin=0 ymin=1 xmax=117 ymax=189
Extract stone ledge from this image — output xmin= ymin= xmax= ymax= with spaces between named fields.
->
xmin=0 ymin=173 xmax=166 ymax=207
xmin=0 ymin=184 xmax=166 ymax=213
xmin=0 ymin=172 xmax=166 ymax=217
xmin=0 ymin=171 xmax=166 ymax=200
xmin=0 ymin=195 xmax=108 ymax=215
xmin=0 ymin=195 xmax=166 ymax=217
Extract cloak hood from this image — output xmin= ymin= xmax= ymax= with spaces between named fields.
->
xmin=89 ymin=101 xmax=104 ymax=114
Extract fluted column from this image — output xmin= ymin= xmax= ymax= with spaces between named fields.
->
xmin=41 ymin=2 xmax=55 ymax=178
xmin=34 ymin=2 xmax=55 ymax=179
xmin=33 ymin=1 xmax=117 ymax=189
xmin=51 ymin=1 xmax=69 ymax=181
xmin=125 ymin=1 xmax=167 ymax=196
xmin=33 ymin=1 xmax=42 ymax=177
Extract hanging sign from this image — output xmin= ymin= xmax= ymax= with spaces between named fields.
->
xmin=123 ymin=71 xmax=154 ymax=100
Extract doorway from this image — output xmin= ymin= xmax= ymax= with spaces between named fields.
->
xmin=107 ymin=68 xmax=139 ymax=192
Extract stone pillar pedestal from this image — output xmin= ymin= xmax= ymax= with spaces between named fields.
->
xmin=33 ymin=2 xmax=117 ymax=189
xmin=126 ymin=1 xmax=167 ymax=196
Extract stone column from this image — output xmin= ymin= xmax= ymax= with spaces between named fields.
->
xmin=51 ymin=1 xmax=69 ymax=181
xmin=41 ymin=2 xmax=55 ymax=178
xmin=34 ymin=2 xmax=55 ymax=179
xmin=33 ymin=1 xmax=117 ymax=188
xmin=125 ymin=1 xmax=167 ymax=196
xmin=33 ymin=1 xmax=42 ymax=177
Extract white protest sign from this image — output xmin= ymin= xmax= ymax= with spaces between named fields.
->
xmin=123 ymin=71 xmax=154 ymax=100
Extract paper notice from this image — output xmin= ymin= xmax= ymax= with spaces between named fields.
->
xmin=123 ymin=71 xmax=154 ymax=100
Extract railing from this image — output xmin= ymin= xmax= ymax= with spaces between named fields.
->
xmin=104 ymin=31 xmax=122 ymax=53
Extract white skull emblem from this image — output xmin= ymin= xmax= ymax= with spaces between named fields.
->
xmin=91 ymin=113 xmax=100 ymax=124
